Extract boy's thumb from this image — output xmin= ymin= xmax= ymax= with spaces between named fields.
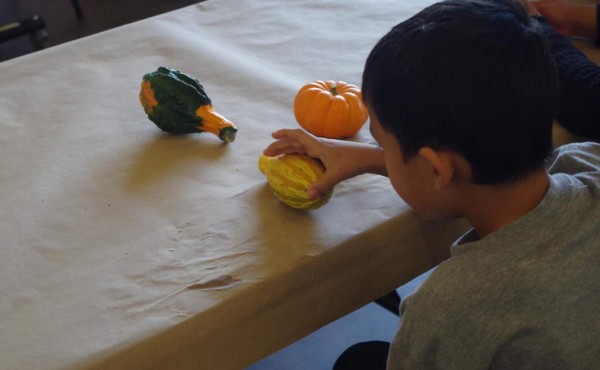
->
xmin=307 ymin=177 xmax=336 ymax=200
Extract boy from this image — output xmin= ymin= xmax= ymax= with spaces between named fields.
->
xmin=263 ymin=0 xmax=600 ymax=368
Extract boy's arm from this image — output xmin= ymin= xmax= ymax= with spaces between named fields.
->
xmin=263 ymin=129 xmax=386 ymax=198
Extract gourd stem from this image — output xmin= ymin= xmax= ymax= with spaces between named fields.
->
xmin=195 ymin=104 xmax=237 ymax=143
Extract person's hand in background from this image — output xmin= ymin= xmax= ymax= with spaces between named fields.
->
xmin=524 ymin=0 xmax=597 ymax=39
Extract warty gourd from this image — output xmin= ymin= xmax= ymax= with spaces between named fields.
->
xmin=140 ymin=67 xmax=237 ymax=142
xmin=258 ymin=154 xmax=333 ymax=210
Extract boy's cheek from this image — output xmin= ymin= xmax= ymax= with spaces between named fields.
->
xmin=388 ymin=174 xmax=453 ymax=220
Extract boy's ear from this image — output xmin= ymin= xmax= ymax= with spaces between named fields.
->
xmin=418 ymin=147 xmax=454 ymax=190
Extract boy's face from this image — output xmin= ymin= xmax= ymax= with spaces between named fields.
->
xmin=369 ymin=113 xmax=452 ymax=220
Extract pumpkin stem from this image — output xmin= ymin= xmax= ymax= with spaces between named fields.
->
xmin=330 ymin=83 xmax=338 ymax=96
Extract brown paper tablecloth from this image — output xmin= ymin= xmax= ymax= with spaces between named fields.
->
xmin=7 ymin=0 xmax=594 ymax=368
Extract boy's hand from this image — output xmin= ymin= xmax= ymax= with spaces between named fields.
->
xmin=262 ymin=129 xmax=386 ymax=199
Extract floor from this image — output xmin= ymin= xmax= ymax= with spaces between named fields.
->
xmin=248 ymin=273 xmax=430 ymax=370
xmin=1 ymin=1 xmax=432 ymax=368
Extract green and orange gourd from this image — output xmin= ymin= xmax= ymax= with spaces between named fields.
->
xmin=140 ymin=67 xmax=237 ymax=142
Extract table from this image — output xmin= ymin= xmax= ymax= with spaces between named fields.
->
xmin=3 ymin=0 xmax=594 ymax=369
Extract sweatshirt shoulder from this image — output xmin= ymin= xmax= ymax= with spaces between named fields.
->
xmin=547 ymin=142 xmax=600 ymax=180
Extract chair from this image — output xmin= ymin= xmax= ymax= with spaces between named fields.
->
xmin=0 ymin=1 xmax=83 ymax=54
xmin=0 ymin=15 xmax=48 ymax=51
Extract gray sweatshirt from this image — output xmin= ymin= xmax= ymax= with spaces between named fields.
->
xmin=388 ymin=142 xmax=600 ymax=369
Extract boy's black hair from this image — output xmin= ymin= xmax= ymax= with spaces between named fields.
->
xmin=362 ymin=0 xmax=559 ymax=184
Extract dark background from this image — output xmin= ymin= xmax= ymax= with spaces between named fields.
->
xmin=0 ymin=0 xmax=199 ymax=61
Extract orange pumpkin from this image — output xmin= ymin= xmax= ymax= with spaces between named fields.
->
xmin=293 ymin=80 xmax=369 ymax=139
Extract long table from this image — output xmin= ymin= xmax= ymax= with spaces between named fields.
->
xmin=3 ymin=0 xmax=594 ymax=369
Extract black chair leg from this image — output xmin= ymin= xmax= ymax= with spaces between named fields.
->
xmin=0 ymin=15 xmax=48 ymax=51
xmin=29 ymin=27 xmax=48 ymax=50
xmin=375 ymin=290 xmax=401 ymax=316
xmin=71 ymin=0 xmax=84 ymax=19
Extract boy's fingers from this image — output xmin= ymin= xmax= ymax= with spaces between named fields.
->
xmin=272 ymin=129 xmax=319 ymax=148
xmin=271 ymin=128 xmax=306 ymax=140
xmin=270 ymin=129 xmax=289 ymax=139
xmin=263 ymin=146 xmax=307 ymax=156
xmin=262 ymin=138 xmax=306 ymax=156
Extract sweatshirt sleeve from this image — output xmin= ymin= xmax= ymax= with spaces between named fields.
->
xmin=538 ymin=15 xmax=600 ymax=141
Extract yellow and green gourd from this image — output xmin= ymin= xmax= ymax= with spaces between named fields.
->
xmin=139 ymin=67 xmax=237 ymax=142
xmin=258 ymin=154 xmax=333 ymax=210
